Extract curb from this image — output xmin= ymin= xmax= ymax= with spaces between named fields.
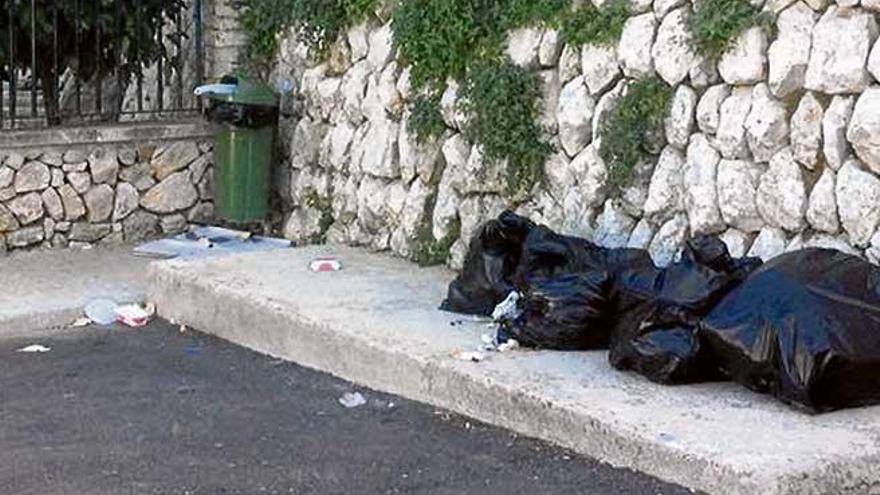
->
xmin=146 ymin=247 xmax=880 ymax=495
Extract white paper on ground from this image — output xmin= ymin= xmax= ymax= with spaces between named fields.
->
xmin=17 ymin=344 xmax=51 ymax=353
xmin=134 ymin=226 xmax=291 ymax=260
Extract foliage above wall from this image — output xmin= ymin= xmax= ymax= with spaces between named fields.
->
xmin=461 ymin=60 xmax=552 ymax=198
xmin=690 ymin=0 xmax=768 ymax=61
xmin=242 ymin=0 xmax=696 ymax=197
xmin=559 ymin=0 xmax=630 ymax=48
xmin=392 ymin=0 xmax=568 ymax=90
xmin=409 ymin=92 xmax=446 ymax=143
xmin=241 ymin=0 xmax=378 ymax=62
xmin=599 ymin=77 xmax=672 ymax=191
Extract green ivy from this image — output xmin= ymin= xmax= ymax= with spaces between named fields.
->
xmin=408 ymin=91 xmax=447 ymax=143
xmin=560 ymin=0 xmax=630 ymax=48
xmin=241 ymin=0 xmax=378 ymax=62
xmin=240 ymin=0 xmax=290 ymax=61
xmin=461 ymin=60 xmax=552 ymax=198
xmin=413 ymin=219 xmax=460 ymax=267
xmin=690 ymin=0 xmax=768 ymax=61
xmin=304 ymin=189 xmax=335 ymax=244
xmin=498 ymin=0 xmax=570 ymax=30
xmin=392 ymin=0 xmax=489 ymax=90
xmin=599 ymin=78 xmax=672 ymax=191
xmin=394 ymin=0 xmax=566 ymax=198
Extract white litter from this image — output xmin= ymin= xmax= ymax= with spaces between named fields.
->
xmin=17 ymin=344 xmax=51 ymax=353
xmin=134 ymin=226 xmax=290 ymax=260
xmin=338 ymin=392 xmax=367 ymax=408
xmin=498 ymin=339 xmax=520 ymax=353
xmin=115 ymin=303 xmax=155 ymax=327
xmin=84 ymin=299 xmax=118 ymax=325
xmin=492 ymin=291 xmax=522 ymax=322
xmin=452 ymin=350 xmax=485 ymax=362
xmin=70 ymin=317 xmax=92 ymax=327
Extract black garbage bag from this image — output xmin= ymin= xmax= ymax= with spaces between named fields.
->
xmin=619 ymin=323 xmax=721 ymax=385
xmin=505 ymin=272 xmax=613 ymax=350
xmin=608 ymin=236 xmax=762 ymax=384
xmin=514 ymin=224 xmax=656 ymax=284
xmin=440 ymin=211 xmax=535 ymax=315
xmin=700 ymin=248 xmax=880 ymax=412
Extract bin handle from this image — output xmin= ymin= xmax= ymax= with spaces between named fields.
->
xmin=194 ymin=84 xmax=237 ymax=97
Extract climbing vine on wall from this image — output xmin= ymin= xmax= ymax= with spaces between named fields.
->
xmin=599 ymin=77 xmax=672 ymax=191
xmin=393 ymin=0 xmax=574 ymax=198
xmin=241 ymin=0 xmax=378 ymax=62
xmin=461 ymin=59 xmax=552 ymax=198
xmin=690 ymin=0 xmax=769 ymax=61
xmin=559 ymin=0 xmax=630 ymax=48
xmin=241 ymin=0 xmax=657 ymax=197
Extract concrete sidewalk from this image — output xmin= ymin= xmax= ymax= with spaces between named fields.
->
xmin=0 ymin=246 xmax=151 ymax=337
xmin=147 ymin=246 xmax=880 ymax=495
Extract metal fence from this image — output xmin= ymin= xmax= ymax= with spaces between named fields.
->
xmin=1 ymin=0 xmax=205 ymax=130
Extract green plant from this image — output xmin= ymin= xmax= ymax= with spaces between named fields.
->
xmin=394 ymin=0 xmax=561 ymax=199
xmin=498 ymin=0 xmax=569 ymax=30
xmin=304 ymin=189 xmax=335 ymax=244
xmin=560 ymin=0 xmax=629 ymax=48
xmin=241 ymin=0 xmax=378 ymax=62
xmin=599 ymin=78 xmax=672 ymax=191
xmin=408 ymin=91 xmax=446 ymax=143
xmin=413 ymin=218 xmax=460 ymax=267
xmin=690 ymin=0 xmax=768 ymax=61
xmin=392 ymin=0 xmax=569 ymax=90
xmin=461 ymin=59 xmax=552 ymax=198
xmin=392 ymin=0 xmax=490 ymax=89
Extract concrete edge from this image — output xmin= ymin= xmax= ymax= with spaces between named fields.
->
xmin=0 ymin=120 xmax=213 ymax=150
xmin=147 ymin=260 xmax=778 ymax=495
xmin=0 ymin=307 xmax=83 ymax=340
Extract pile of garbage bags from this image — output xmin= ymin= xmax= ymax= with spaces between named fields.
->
xmin=441 ymin=211 xmax=880 ymax=413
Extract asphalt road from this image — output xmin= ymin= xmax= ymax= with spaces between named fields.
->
xmin=0 ymin=321 xmax=694 ymax=495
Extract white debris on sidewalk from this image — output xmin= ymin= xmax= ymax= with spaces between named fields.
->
xmin=338 ymin=391 xmax=367 ymax=408
xmin=17 ymin=344 xmax=51 ymax=353
xmin=451 ymin=350 xmax=485 ymax=362
xmin=491 ymin=291 xmax=522 ymax=322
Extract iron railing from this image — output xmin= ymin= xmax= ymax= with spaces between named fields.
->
xmin=1 ymin=0 xmax=204 ymax=130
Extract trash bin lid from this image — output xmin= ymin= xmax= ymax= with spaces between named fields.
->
xmin=209 ymin=76 xmax=278 ymax=107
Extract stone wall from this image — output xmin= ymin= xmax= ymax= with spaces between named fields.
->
xmin=204 ymin=0 xmax=248 ymax=81
xmin=275 ymin=2 xmax=880 ymax=268
xmin=0 ymin=123 xmax=215 ymax=254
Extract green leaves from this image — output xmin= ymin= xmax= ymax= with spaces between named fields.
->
xmin=461 ymin=60 xmax=552 ymax=198
xmin=392 ymin=0 xmax=572 ymax=91
xmin=560 ymin=0 xmax=630 ymax=48
xmin=303 ymin=189 xmax=335 ymax=244
xmin=393 ymin=0 xmax=562 ymax=200
xmin=690 ymin=0 xmax=768 ymax=61
xmin=413 ymin=219 xmax=460 ymax=267
xmin=408 ymin=91 xmax=446 ymax=143
xmin=392 ymin=0 xmax=487 ymax=89
xmin=241 ymin=0 xmax=378 ymax=62
xmin=599 ymin=78 xmax=672 ymax=191
xmin=241 ymin=0 xmax=292 ymax=61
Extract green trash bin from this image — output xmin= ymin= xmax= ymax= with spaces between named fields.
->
xmin=197 ymin=76 xmax=279 ymax=224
